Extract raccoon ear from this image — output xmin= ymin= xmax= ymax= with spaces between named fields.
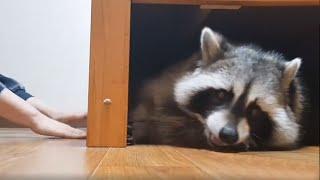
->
xmin=282 ymin=58 xmax=302 ymax=87
xmin=200 ymin=27 xmax=223 ymax=66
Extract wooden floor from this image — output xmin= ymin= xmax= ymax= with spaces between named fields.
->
xmin=0 ymin=129 xmax=319 ymax=179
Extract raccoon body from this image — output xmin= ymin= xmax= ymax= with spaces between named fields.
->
xmin=131 ymin=27 xmax=304 ymax=151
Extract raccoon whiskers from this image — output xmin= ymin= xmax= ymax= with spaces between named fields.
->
xmin=242 ymin=140 xmax=251 ymax=151
xmin=250 ymin=133 xmax=269 ymax=149
xmin=247 ymin=137 xmax=257 ymax=149
xmin=193 ymin=113 xmax=206 ymax=124
xmin=178 ymin=105 xmax=206 ymax=124
xmin=251 ymin=133 xmax=263 ymax=141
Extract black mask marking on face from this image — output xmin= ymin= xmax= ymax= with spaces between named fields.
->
xmin=231 ymin=81 xmax=252 ymax=118
xmin=188 ymin=88 xmax=233 ymax=117
xmin=246 ymin=102 xmax=274 ymax=145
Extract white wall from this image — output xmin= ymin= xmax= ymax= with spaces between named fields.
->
xmin=0 ymin=0 xmax=91 ymax=112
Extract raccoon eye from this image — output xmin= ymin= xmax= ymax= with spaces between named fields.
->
xmin=246 ymin=101 xmax=264 ymax=118
xmin=187 ymin=88 xmax=233 ymax=116
xmin=217 ymin=90 xmax=226 ymax=100
xmin=246 ymin=103 xmax=273 ymax=143
xmin=213 ymin=89 xmax=231 ymax=104
xmin=248 ymin=108 xmax=261 ymax=118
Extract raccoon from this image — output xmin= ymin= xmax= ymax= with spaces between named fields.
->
xmin=130 ymin=27 xmax=304 ymax=151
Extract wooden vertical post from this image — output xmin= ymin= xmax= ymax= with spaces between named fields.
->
xmin=87 ymin=0 xmax=131 ymax=147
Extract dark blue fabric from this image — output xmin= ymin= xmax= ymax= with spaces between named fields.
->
xmin=0 ymin=81 xmax=5 ymax=92
xmin=0 ymin=74 xmax=33 ymax=100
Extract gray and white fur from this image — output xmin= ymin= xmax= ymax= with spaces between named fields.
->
xmin=130 ymin=27 xmax=304 ymax=151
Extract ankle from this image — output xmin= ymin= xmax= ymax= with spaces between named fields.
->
xmin=28 ymin=112 xmax=47 ymax=131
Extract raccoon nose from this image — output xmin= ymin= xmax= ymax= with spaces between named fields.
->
xmin=219 ymin=126 xmax=238 ymax=144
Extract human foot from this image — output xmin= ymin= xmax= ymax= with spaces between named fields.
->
xmin=26 ymin=97 xmax=87 ymax=124
xmin=31 ymin=112 xmax=86 ymax=138
xmin=51 ymin=111 xmax=87 ymax=124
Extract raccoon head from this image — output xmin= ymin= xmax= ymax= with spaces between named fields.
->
xmin=174 ymin=27 xmax=303 ymax=150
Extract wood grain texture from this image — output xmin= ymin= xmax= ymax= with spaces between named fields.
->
xmin=177 ymin=147 xmax=319 ymax=179
xmin=92 ymin=145 xmax=319 ymax=179
xmin=132 ymin=0 xmax=319 ymax=6
xmin=200 ymin=5 xmax=242 ymax=9
xmin=87 ymin=0 xmax=131 ymax=147
xmin=0 ymin=129 xmax=107 ymax=179
xmin=92 ymin=146 xmax=211 ymax=179
xmin=0 ymin=129 xmax=319 ymax=179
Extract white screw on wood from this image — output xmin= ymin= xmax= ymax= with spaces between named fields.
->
xmin=103 ymin=98 xmax=112 ymax=105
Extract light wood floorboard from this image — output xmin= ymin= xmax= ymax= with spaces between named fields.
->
xmin=0 ymin=128 xmax=318 ymax=179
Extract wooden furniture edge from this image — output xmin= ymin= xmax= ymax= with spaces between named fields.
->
xmin=87 ymin=0 xmax=131 ymax=147
xmin=132 ymin=0 xmax=319 ymax=6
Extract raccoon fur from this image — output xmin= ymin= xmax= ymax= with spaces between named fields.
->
xmin=130 ymin=27 xmax=304 ymax=151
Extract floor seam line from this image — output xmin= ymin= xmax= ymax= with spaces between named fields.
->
xmin=89 ymin=148 xmax=110 ymax=178
xmin=172 ymin=148 xmax=214 ymax=178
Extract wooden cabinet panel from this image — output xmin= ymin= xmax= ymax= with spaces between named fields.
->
xmin=132 ymin=0 xmax=319 ymax=6
xmin=87 ymin=0 xmax=131 ymax=147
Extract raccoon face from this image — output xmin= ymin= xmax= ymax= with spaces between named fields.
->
xmin=174 ymin=27 xmax=303 ymax=150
